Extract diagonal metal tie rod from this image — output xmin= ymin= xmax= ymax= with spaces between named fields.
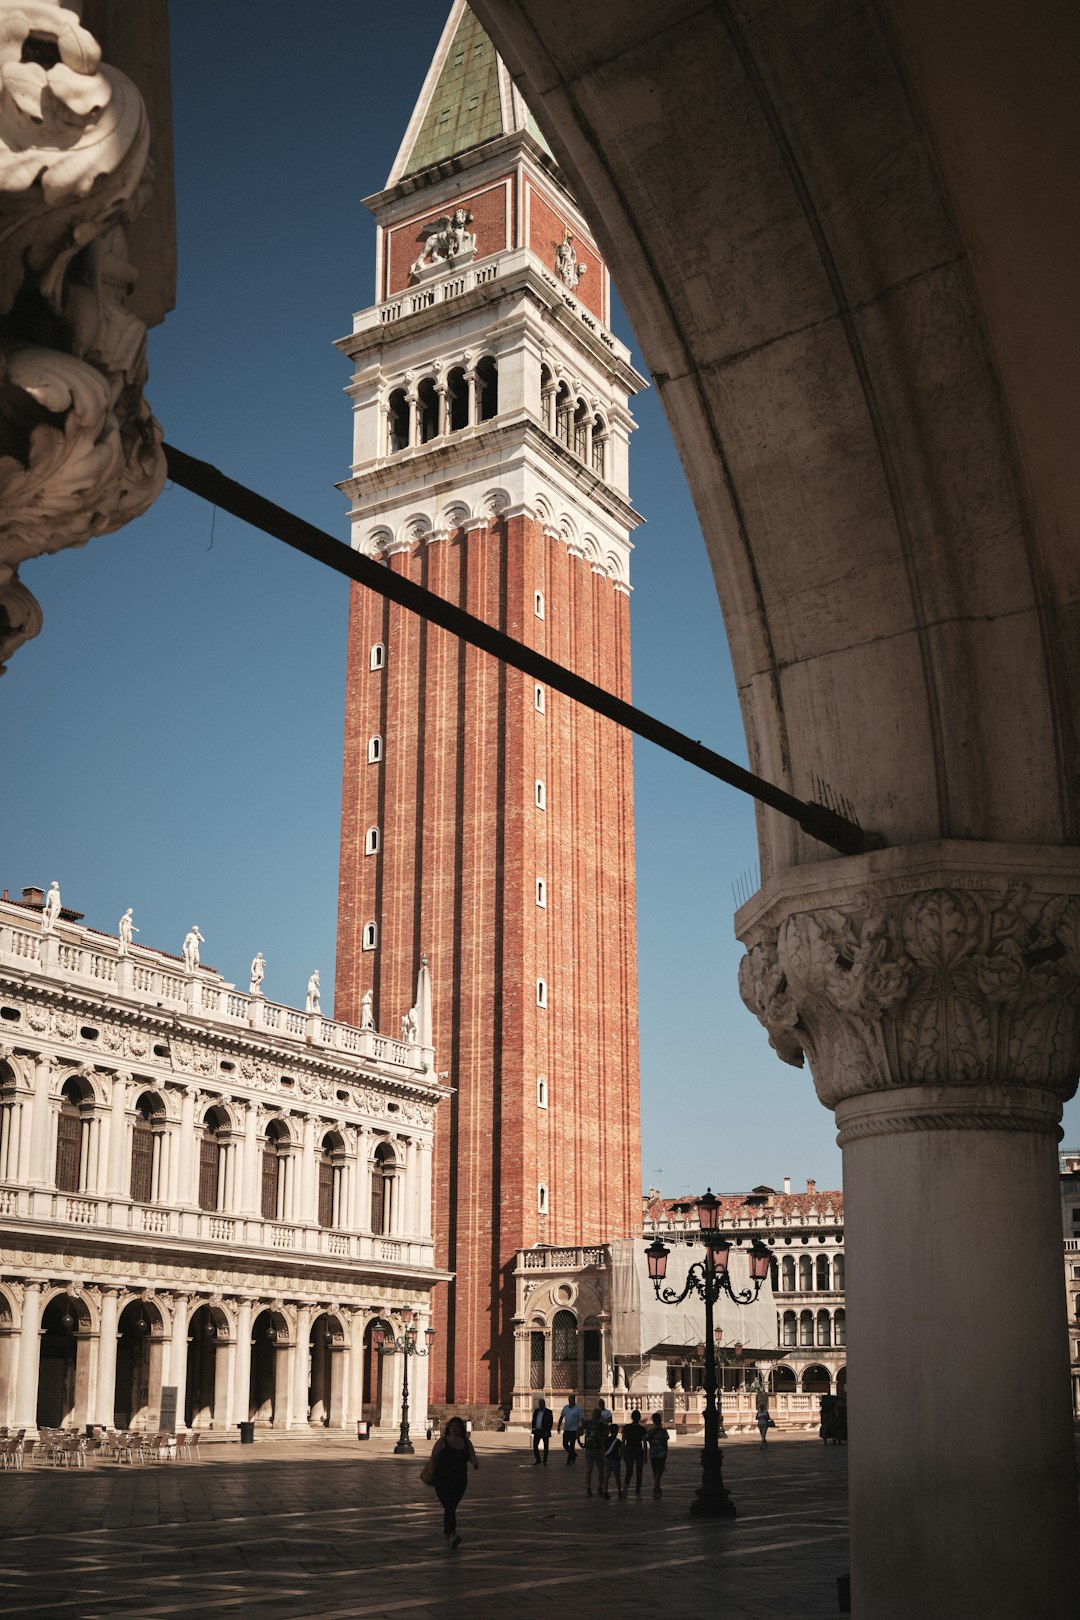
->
xmin=164 ymin=444 xmax=868 ymax=856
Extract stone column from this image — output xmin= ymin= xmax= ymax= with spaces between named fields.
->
xmin=737 ymin=840 xmax=1080 ymax=1618
xmin=233 ymin=1298 xmax=253 ymax=1423
xmin=299 ymin=1116 xmax=316 ymax=1225
xmin=240 ymin=1103 xmax=259 ymax=1216
xmin=105 ymin=1073 xmax=129 ymax=1197
xmin=13 ymin=1282 xmax=44 ymax=1429
xmin=95 ymin=1288 xmax=120 ymax=1427
xmin=293 ymin=1304 xmax=312 ymax=1426
xmin=169 ymin=1294 xmax=191 ymax=1427
xmin=27 ymin=1056 xmax=53 ymax=1186
xmin=176 ymin=1089 xmax=196 ymax=1207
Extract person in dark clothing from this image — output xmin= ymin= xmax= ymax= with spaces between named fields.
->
xmin=531 ymin=1398 xmax=553 ymax=1465
xmin=428 ymin=1415 xmax=479 ymax=1549
xmin=622 ymin=1410 xmax=647 ymax=1497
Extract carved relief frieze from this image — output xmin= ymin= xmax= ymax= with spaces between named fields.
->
xmin=740 ymin=878 xmax=1080 ymax=1110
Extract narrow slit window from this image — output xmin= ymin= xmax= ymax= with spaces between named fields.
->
xmin=363 ymin=922 xmax=379 ymax=951
xmin=534 ymin=684 xmax=545 ymax=713
xmin=368 ymin=735 xmax=383 ymax=764
xmin=536 ymin=878 xmax=546 ymax=908
xmin=538 ymin=1182 xmax=548 ymax=1215
xmin=537 ymin=1077 xmax=548 ymax=1109
xmin=365 ymin=827 xmax=380 ymax=856
xmin=369 ymin=643 xmax=385 ymax=671
xmin=534 ymin=590 xmax=545 ymax=620
xmin=535 ymin=780 xmax=546 ymax=810
xmin=536 ymin=978 xmax=547 ymax=1008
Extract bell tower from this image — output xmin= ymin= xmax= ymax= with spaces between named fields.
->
xmin=334 ymin=0 xmax=645 ymax=1406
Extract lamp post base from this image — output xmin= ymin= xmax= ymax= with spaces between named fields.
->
xmin=690 ymin=1484 xmax=737 ymax=1518
xmin=393 ymin=1435 xmax=415 ymax=1455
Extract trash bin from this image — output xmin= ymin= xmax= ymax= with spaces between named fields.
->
xmin=239 ymin=1421 xmax=255 ymax=1444
xmin=356 ymin=1420 xmax=370 ymax=1441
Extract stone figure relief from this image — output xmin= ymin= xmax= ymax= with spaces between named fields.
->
xmin=410 ymin=207 xmax=476 ymax=275
xmin=360 ymin=989 xmax=375 ymax=1030
xmin=181 ymin=926 xmax=204 ymax=973
xmin=555 ymin=228 xmax=587 ymax=290
xmin=0 ymin=0 xmax=165 ymax=671
xmin=305 ymin=970 xmax=321 ymax=1014
xmin=739 ymin=882 xmax=1080 ymax=1109
xmin=118 ymin=908 xmax=137 ymax=954
xmin=249 ymin=952 xmax=265 ymax=996
xmin=40 ymin=880 xmax=62 ymax=932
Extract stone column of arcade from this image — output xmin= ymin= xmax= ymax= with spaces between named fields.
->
xmin=13 ymin=1282 xmax=44 ymax=1429
xmin=738 ymin=841 xmax=1080 ymax=1618
xmin=95 ymin=1288 xmax=120 ymax=1428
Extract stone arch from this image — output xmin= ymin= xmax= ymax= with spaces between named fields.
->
xmin=533 ymin=491 xmax=554 ymax=528
xmin=482 ymin=486 xmax=510 ymax=517
xmin=114 ymin=1295 xmax=167 ymax=1431
xmin=360 ymin=525 xmax=393 ymax=558
xmin=36 ymin=1290 xmax=93 ymax=1430
xmin=184 ymin=1301 xmax=231 ymax=1430
xmin=802 ymin=1363 xmax=832 ymax=1395
xmin=308 ymin=1310 xmax=347 ymax=1427
xmin=249 ymin=1306 xmax=290 ymax=1425
xmin=442 ymin=499 xmax=471 ymax=530
xmin=399 ymin=512 xmax=431 ymax=548
xmin=362 ymin=1315 xmax=396 ymax=1429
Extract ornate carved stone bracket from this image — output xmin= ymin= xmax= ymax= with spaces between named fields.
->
xmin=737 ymin=842 xmax=1080 ymax=1123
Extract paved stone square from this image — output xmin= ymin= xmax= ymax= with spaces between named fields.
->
xmin=0 ymin=1429 xmax=848 ymax=1619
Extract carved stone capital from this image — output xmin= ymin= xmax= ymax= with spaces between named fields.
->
xmin=737 ymin=841 xmax=1080 ymax=1116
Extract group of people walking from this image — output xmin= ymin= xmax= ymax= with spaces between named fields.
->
xmin=532 ymin=1395 xmax=669 ymax=1499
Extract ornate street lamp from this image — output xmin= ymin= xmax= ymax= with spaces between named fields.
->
xmin=646 ymin=1188 xmax=771 ymax=1519
xmin=374 ymin=1308 xmax=435 ymax=1455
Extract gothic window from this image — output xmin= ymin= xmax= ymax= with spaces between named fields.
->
xmin=799 ymin=1255 xmax=813 ymax=1291
xmin=446 ymin=365 xmax=468 ymax=431
xmin=365 ymin=827 xmax=380 ymax=856
xmin=55 ymin=1079 xmax=87 ymax=1193
xmin=534 ymin=590 xmax=545 ymax=620
xmin=475 ymin=355 xmax=498 ymax=421
xmin=130 ymin=1093 xmax=163 ymax=1204
xmin=371 ymin=1141 xmax=396 ymax=1234
xmin=573 ymin=399 xmax=589 ymax=460
xmin=387 ymin=388 xmax=409 ymax=453
xmin=534 ymin=683 xmax=545 ymax=713
xmin=369 ymin=642 xmax=385 ymax=671
xmin=198 ymin=1108 xmax=227 ymax=1212
xmin=551 ymin=1309 xmax=576 ymax=1387
xmin=832 ymin=1254 xmax=845 ymax=1292
xmin=782 ymin=1310 xmax=797 ymax=1347
xmin=530 ymin=1330 xmax=546 ymax=1390
xmin=539 ymin=362 xmax=555 ymax=429
xmin=536 ymin=878 xmax=546 ymax=908
xmin=583 ymin=1329 xmax=602 ymax=1391
xmin=817 ymin=1309 xmax=831 ymax=1347
xmin=319 ymin=1132 xmax=345 ymax=1229
xmin=781 ymin=1255 xmax=796 ymax=1292
xmin=554 ymin=382 xmax=573 ymax=446
xmin=537 ymin=1077 xmax=548 ymax=1109
xmin=816 ymin=1254 xmax=830 ymax=1291
xmin=535 ymin=779 xmax=546 ymax=810
xmin=834 ymin=1309 xmax=846 ymax=1346
xmin=799 ymin=1309 xmax=814 ymax=1347
xmin=367 ymin=735 xmax=382 ymax=764
xmin=262 ymin=1120 xmax=289 ymax=1221
xmin=363 ymin=922 xmax=378 ymax=951
xmin=536 ymin=978 xmax=548 ymax=1008
xmin=417 ymin=376 xmax=439 ymax=443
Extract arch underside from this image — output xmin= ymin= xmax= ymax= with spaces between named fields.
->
xmin=474 ymin=0 xmax=1079 ymax=871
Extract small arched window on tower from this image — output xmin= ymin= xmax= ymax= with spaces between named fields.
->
xmin=446 ymin=365 xmax=468 ymax=432
xmin=534 ymin=683 xmax=545 ymax=713
xmin=362 ymin=922 xmax=378 ymax=951
xmin=538 ymin=1182 xmax=549 ymax=1216
xmin=369 ymin=642 xmax=385 ymax=671
xmin=536 ymin=1076 xmax=548 ymax=1109
xmin=368 ymin=735 xmax=383 ymax=764
xmin=799 ymin=1309 xmax=814 ymax=1347
xmin=782 ymin=1309 xmax=797 ymax=1347
xmin=573 ymin=398 xmax=589 ymax=460
xmin=536 ymin=877 xmax=546 ymax=908
xmin=799 ymin=1254 xmax=813 ymax=1291
xmin=365 ymin=827 xmax=380 ymax=856
xmin=816 ymin=1254 xmax=831 ymax=1291
xmin=554 ymin=381 xmax=573 ymax=447
xmin=417 ymin=376 xmax=439 ymax=443
xmin=781 ymin=1255 xmax=796 ymax=1292
xmin=475 ymin=355 xmax=498 ymax=421
xmin=535 ymin=779 xmax=546 ymax=810
xmin=539 ymin=362 xmax=555 ymax=431
xmin=591 ymin=414 xmax=608 ymax=478
xmin=534 ymin=590 xmax=545 ymax=620
xmin=387 ymin=387 xmax=409 ymax=454
xmin=536 ymin=977 xmax=548 ymax=1008
xmin=817 ymin=1309 xmax=832 ymax=1347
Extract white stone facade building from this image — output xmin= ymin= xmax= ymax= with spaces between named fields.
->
xmin=512 ymin=1182 xmax=845 ymax=1434
xmin=0 ymin=889 xmax=446 ymax=1436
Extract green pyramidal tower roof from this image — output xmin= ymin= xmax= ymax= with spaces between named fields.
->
xmin=391 ymin=1 xmax=554 ymax=185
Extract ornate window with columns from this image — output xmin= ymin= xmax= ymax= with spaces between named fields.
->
xmin=198 ymin=1107 xmax=229 ymax=1212
xmin=130 ymin=1092 xmax=166 ymax=1204
xmin=371 ymin=1140 xmax=397 ymax=1235
xmin=55 ymin=1077 xmax=93 ymax=1193
xmin=261 ymin=1119 xmax=290 ymax=1221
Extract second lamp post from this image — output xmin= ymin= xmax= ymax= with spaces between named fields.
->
xmin=373 ymin=1307 xmax=434 ymax=1455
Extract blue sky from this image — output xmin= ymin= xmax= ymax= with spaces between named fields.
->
xmin=8 ymin=4 xmax=1065 ymax=1193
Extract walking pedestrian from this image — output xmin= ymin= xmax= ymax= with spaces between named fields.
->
xmin=426 ymin=1415 xmax=479 ymax=1550
xmin=531 ymin=1398 xmax=553 ymax=1465
xmin=756 ymin=1403 xmax=775 ymax=1448
xmin=601 ymin=1421 xmax=623 ymax=1498
xmin=582 ymin=1406 xmax=605 ymax=1497
xmin=557 ymin=1392 xmax=584 ymax=1463
xmin=647 ymin=1412 xmax=669 ymax=1497
xmin=622 ymin=1410 xmax=647 ymax=1496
